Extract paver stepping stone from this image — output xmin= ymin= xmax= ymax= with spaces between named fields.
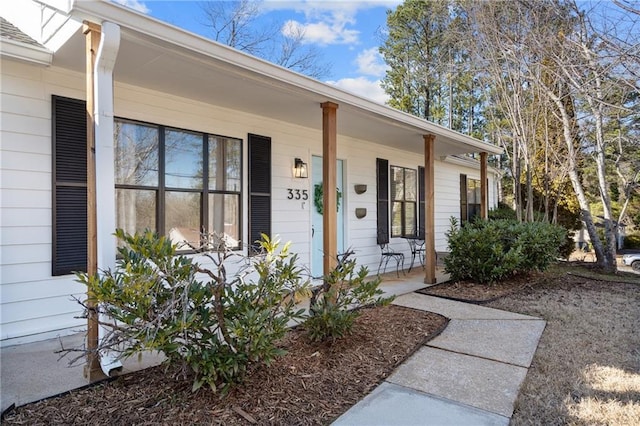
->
xmin=332 ymin=382 xmax=509 ymax=426
xmin=387 ymin=346 xmax=528 ymax=417
xmin=393 ymin=293 xmax=540 ymax=320
xmin=428 ymin=319 xmax=546 ymax=367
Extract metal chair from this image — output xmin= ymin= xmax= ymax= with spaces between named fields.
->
xmin=377 ymin=230 xmax=405 ymax=277
xmin=406 ymin=237 xmax=425 ymax=272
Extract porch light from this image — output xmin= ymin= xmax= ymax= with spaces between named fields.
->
xmin=294 ymin=158 xmax=308 ymax=178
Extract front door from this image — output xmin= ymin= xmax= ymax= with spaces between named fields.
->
xmin=311 ymin=155 xmax=345 ymax=278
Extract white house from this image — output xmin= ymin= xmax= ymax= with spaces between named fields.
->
xmin=0 ymin=0 xmax=502 ymax=348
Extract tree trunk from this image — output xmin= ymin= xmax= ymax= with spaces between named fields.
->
xmin=525 ymin=165 xmax=534 ymax=222
xmin=549 ymin=89 xmax=607 ymax=268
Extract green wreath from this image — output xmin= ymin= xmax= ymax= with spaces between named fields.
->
xmin=314 ymin=183 xmax=342 ymax=215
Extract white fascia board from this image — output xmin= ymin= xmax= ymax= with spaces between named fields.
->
xmin=69 ymin=0 xmax=503 ymax=155
xmin=443 ymin=155 xmax=501 ymax=175
xmin=0 ymin=38 xmax=52 ymax=65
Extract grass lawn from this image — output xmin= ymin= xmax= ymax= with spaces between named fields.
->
xmin=486 ymin=264 xmax=640 ymax=425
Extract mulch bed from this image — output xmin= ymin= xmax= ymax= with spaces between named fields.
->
xmin=417 ymin=272 xmax=547 ymax=303
xmin=2 ymin=305 xmax=447 ymax=426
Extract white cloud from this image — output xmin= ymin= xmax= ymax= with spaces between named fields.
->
xmin=270 ymin=0 xmax=401 ymax=46
xmin=326 ymin=77 xmax=389 ymax=104
xmin=111 ymin=0 xmax=149 ymax=14
xmin=282 ymin=18 xmax=359 ymax=45
xmin=356 ymin=47 xmax=388 ymax=77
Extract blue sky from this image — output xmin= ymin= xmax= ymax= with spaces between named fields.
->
xmin=114 ymin=0 xmax=401 ymax=104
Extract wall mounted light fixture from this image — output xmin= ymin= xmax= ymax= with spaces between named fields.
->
xmin=294 ymin=158 xmax=308 ymax=178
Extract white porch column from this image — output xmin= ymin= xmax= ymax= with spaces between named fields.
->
xmin=480 ymin=152 xmax=488 ymax=220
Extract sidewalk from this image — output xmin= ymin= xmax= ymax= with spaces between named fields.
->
xmin=333 ymin=293 xmax=546 ymax=425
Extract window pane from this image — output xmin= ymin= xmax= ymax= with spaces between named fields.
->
xmin=405 ymin=169 xmax=417 ymax=201
xmin=391 ymin=166 xmax=404 ymax=201
xmin=391 ymin=201 xmax=403 ymax=237
xmin=468 ymin=204 xmax=481 ymax=221
xmin=165 ymin=129 xmax=203 ymax=189
xmin=114 ymin=120 xmax=159 ymax=186
xmin=208 ymin=193 xmax=240 ymax=248
xmin=404 ymin=202 xmax=416 ymax=236
xmin=209 ymin=136 xmax=242 ymax=192
xmin=116 ymin=189 xmax=156 ymax=236
xmin=165 ymin=191 xmax=201 ymax=250
xmin=467 ymin=178 xmax=480 ymax=204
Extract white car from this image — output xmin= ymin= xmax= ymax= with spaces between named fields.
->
xmin=622 ymin=253 xmax=640 ymax=272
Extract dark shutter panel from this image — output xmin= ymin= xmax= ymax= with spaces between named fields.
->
xmin=418 ymin=166 xmax=425 ymax=237
xmin=376 ymin=158 xmax=389 ymax=244
xmin=460 ymin=174 xmax=468 ymax=223
xmin=52 ymin=95 xmax=88 ymax=275
xmin=248 ymin=134 xmax=271 ymax=252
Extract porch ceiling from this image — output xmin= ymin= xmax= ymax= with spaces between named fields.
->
xmin=53 ymin=7 xmax=502 ymax=159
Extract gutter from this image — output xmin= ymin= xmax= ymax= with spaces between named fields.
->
xmin=0 ymin=38 xmax=52 ymax=65
xmin=93 ymin=20 xmax=122 ymax=376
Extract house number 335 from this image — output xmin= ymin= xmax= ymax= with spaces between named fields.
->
xmin=287 ymin=188 xmax=309 ymax=200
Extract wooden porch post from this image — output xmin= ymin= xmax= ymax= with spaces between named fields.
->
xmin=321 ymin=102 xmax=338 ymax=276
xmin=84 ymin=22 xmax=105 ymax=382
xmin=480 ymin=151 xmax=488 ymax=220
xmin=423 ymin=134 xmax=436 ymax=284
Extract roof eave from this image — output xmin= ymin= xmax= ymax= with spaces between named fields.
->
xmin=69 ymin=0 xmax=503 ymax=156
xmin=0 ymin=38 xmax=52 ymax=66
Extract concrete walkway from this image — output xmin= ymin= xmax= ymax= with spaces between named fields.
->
xmin=333 ymin=293 xmax=546 ymax=425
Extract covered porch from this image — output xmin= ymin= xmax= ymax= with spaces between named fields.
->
xmin=28 ymin=0 xmax=501 ymax=380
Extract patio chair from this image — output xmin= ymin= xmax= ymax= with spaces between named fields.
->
xmin=377 ymin=230 xmax=405 ymax=277
xmin=406 ymin=236 xmax=426 ymax=273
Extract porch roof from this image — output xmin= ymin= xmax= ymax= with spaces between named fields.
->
xmin=55 ymin=0 xmax=502 ymax=158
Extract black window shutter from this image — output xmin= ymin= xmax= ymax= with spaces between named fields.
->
xmin=376 ymin=158 xmax=389 ymax=244
xmin=52 ymin=95 xmax=87 ymax=275
xmin=418 ymin=166 xmax=425 ymax=237
xmin=460 ymin=174 xmax=468 ymax=223
xmin=248 ymin=134 xmax=271 ymax=252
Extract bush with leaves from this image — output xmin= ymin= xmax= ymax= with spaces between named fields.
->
xmin=75 ymin=230 xmax=308 ymax=393
xmin=303 ymin=252 xmax=394 ymax=342
xmin=488 ymin=202 xmax=518 ymax=221
xmin=444 ymin=218 xmax=566 ymax=283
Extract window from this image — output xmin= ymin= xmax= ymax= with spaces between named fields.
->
xmin=460 ymin=174 xmax=481 ymax=222
xmin=390 ymin=166 xmax=417 ymax=237
xmin=114 ymin=118 xmax=242 ymax=250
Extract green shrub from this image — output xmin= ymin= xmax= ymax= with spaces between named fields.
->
xmin=488 ymin=202 xmax=517 ymax=221
xmin=558 ymin=233 xmax=576 ymax=259
xmin=303 ymin=253 xmax=393 ymax=342
xmin=624 ymin=233 xmax=640 ymax=249
xmin=517 ymin=221 xmax=567 ymax=270
xmin=76 ymin=230 xmax=308 ymax=394
xmin=444 ymin=218 xmax=566 ymax=283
